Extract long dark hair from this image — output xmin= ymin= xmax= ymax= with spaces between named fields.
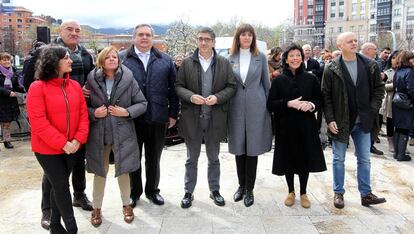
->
xmin=35 ymin=45 xmax=69 ymax=81
xmin=281 ymin=43 xmax=305 ymax=73
xmin=230 ymin=23 xmax=259 ymax=56
xmin=383 ymin=50 xmax=400 ymax=70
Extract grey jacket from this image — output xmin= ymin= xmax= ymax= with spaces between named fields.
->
xmin=227 ymin=52 xmax=272 ymax=156
xmin=85 ymin=65 xmax=147 ymax=177
xmin=175 ymin=49 xmax=236 ymax=141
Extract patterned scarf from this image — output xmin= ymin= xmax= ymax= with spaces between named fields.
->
xmin=0 ymin=64 xmax=13 ymax=90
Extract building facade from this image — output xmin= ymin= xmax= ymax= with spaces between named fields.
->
xmin=293 ymin=0 xmax=327 ymax=47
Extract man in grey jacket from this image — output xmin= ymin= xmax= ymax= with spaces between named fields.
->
xmin=175 ymin=27 xmax=236 ymax=208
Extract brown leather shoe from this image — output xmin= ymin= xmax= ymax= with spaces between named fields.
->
xmin=361 ymin=192 xmax=386 ymax=207
xmin=123 ymin=205 xmax=134 ymax=223
xmin=334 ymin=193 xmax=344 ymax=209
xmin=90 ymin=208 xmax=102 ymax=227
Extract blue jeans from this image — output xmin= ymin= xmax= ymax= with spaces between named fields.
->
xmin=332 ymin=123 xmax=371 ymax=197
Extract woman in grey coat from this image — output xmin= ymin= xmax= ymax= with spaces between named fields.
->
xmin=85 ymin=47 xmax=147 ymax=226
xmin=228 ymin=24 xmax=272 ymax=207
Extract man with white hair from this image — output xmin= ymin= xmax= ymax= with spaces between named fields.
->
xmin=361 ymin=42 xmax=386 ymax=156
xmin=302 ymin=44 xmax=322 ymax=80
xmin=322 ymin=32 xmax=386 ymax=209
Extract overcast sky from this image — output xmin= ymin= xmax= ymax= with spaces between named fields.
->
xmin=12 ymin=0 xmax=293 ymax=28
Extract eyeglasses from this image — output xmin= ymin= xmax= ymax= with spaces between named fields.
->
xmin=197 ymin=37 xmax=213 ymax=43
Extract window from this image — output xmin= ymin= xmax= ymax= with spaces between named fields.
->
xmin=394 ymin=0 xmax=401 ymax=4
xmin=339 ymin=0 xmax=344 ymax=5
xmin=316 ymin=4 xmax=324 ymax=11
xmin=338 ymin=27 xmax=343 ymax=33
xmin=17 ymin=24 xmax=22 ymax=28
xmin=17 ymin=13 xmax=22 ymax=17
xmin=359 ymin=25 xmax=364 ymax=32
xmin=331 ymin=1 xmax=336 ymax=6
xmin=331 ymin=5 xmax=336 ymax=18
xmin=17 ymin=19 xmax=22 ymax=23
xmin=329 ymin=27 xmax=334 ymax=33
xmin=394 ymin=21 xmax=401 ymax=29
xmin=370 ymin=24 xmax=376 ymax=32
xmin=308 ymin=8 xmax=313 ymax=16
xmin=394 ymin=8 xmax=401 ymax=16
xmin=308 ymin=0 xmax=314 ymax=5
xmin=350 ymin=26 xmax=355 ymax=32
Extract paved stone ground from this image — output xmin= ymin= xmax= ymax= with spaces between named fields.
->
xmin=0 ymin=135 xmax=414 ymax=234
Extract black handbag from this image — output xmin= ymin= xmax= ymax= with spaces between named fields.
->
xmin=392 ymin=89 xmax=413 ymax=110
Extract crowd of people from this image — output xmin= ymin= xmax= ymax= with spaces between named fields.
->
xmin=1 ymin=19 xmax=414 ymax=233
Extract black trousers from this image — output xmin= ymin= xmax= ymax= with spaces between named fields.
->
xmin=386 ymin=117 xmax=394 ymax=137
xmin=36 ymin=153 xmax=78 ymax=233
xmin=41 ymin=148 xmax=86 ymax=211
xmin=235 ymin=155 xmax=258 ymax=191
xmin=130 ymin=122 xmax=166 ymax=198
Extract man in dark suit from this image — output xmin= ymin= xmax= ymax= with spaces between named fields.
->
xmin=175 ymin=27 xmax=236 ymax=209
xmin=119 ymin=24 xmax=179 ymax=208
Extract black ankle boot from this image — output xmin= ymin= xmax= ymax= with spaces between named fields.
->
xmin=4 ymin=141 xmax=13 ymax=149
xmin=396 ymin=133 xmax=411 ymax=162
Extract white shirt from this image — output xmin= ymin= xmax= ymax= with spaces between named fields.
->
xmin=239 ymin=48 xmax=251 ymax=83
xmin=198 ymin=52 xmax=213 ymax=72
xmin=134 ymin=46 xmax=151 ymax=71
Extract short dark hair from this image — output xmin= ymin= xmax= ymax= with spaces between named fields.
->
xmin=35 ymin=45 xmax=69 ymax=81
xmin=281 ymin=43 xmax=305 ymax=72
xmin=381 ymin=47 xmax=391 ymax=52
xmin=198 ymin=27 xmax=216 ymax=40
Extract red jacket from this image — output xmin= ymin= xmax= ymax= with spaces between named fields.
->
xmin=27 ymin=75 xmax=89 ymax=155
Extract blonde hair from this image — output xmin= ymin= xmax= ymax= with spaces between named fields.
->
xmin=96 ymin=47 xmax=120 ymax=69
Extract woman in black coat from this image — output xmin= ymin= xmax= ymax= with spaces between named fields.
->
xmin=0 ymin=52 xmax=25 ymax=149
xmin=267 ymin=44 xmax=326 ymax=208
xmin=392 ymin=51 xmax=414 ymax=161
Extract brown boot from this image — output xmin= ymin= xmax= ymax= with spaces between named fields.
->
xmin=123 ymin=205 xmax=134 ymax=223
xmin=333 ymin=193 xmax=344 ymax=209
xmin=90 ymin=208 xmax=102 ymax=227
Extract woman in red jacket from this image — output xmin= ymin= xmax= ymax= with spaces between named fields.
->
xmin=27 ymin=45 xmax=89 ymax=234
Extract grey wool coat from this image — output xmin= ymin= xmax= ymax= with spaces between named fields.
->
xmin=85 ymin=65 xmax=147 ymax=177
xmin=228 ymin=52 xmax=272 ymax=156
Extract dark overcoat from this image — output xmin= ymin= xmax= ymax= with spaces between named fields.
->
xmin=175 ymin=49 xmax=236 ymax=142
xmin=392 ymin=67 xmax=414 ymax=130
xmin=0 ymin=68 xmax=24 ymax=122
xmin=267 ymin=68 xmax=326 ymax=175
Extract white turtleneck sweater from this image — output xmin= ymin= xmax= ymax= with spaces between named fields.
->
xmin=239 ymin=48 xmax=251 ymax=83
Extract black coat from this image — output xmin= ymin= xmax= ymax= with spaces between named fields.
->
xmin=119 ymin=46 xmax=179 ymax=124
xmin=0 ymin=69 xmax=25 ymax=122
xmin=267 ymin=68 xmax=326 ymax=175
xmin=392 ymin=67 xmax=414 ymax=130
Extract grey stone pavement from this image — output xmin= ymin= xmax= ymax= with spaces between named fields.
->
xmin=1 ymin=134 xmax=414 ymax=234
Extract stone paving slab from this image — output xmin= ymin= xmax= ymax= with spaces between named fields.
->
xmin=0 ymin=135 xmax=413 ymax=233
